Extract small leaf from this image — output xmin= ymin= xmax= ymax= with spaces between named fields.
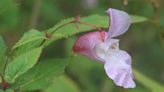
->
xmin=13 ymin=58 xmax=68 ymax=91
xmin=44 ymin=15 xmax=147 ymax=46
xmin=43 ymin=75 xmax=80 ymax=92
xmin=45 ymin=15 xmax=108 ymax=46
xmin=133 ymin=69 xmax=164 ymax=92
xmin=48 ymin=15 xmax=108 ymax=33
xmin=4 ymin=47 xmax=42 ymax=83
xmin=13 ymin=39 xmax=43 ymax=57
xmin=12 ymin=29 xmax=45 ymax=50
xmin=0 ymin=36 xmax=7 ymax=75
xmin=131 ymin=15 xmax=148 ymax=23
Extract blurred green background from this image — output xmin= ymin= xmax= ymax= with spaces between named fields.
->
xmin=0 ymin=0 xmax=164 ymax=92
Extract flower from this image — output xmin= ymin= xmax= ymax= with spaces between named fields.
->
xmin=73 ymin=8 xmax=136 ymax=88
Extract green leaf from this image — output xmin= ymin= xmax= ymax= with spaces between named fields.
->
xmin=13 ymin=39 xmax=43 ymax=57
xmin=4 ymin=47 xmax=42 ymax=83
xmin=12 ymin=29 xmax=45 ymax=50
xmin=131 ymin=15 xmax=148 ymax=23
xmin=12 ymin=29 xmax=45 ymax=57
xmin=43 ymin=75 xmax=80 ymax=92
xmin=0 ymin=36 xmax=7 ymax=75
xmin=48 ymin=15 xmax=108 ymax=33
xmin=44 ymin=15 xmax=148 ymax=46
xmin=0 ymin=0 xmax=19 ymax=27
xmin=13 ymin=58 xmax=68 ymax=91
xmin=133 ymin=69 xmax=164 ymax=92
xmin=44 ymin=15 xmax=108 ymax=46
xmin=4 ymin=89 xmax=14 ymax=92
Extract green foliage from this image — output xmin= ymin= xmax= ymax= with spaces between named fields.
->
xmin=45 ymin=15 xmax=148 ymax=46
xmin=13 ymin=58 xmax=68 ymax=91
xmin=48 ymin=14 xmax=148 ymax=34
xmin=0 ymin=14 xmax=153 ymax=91
xmin=44 ymin=15 xmax=108 ymax=46
xmin=133 ymin=69 xmax=164 ymax=92
xmin=0 ymin=0 xmax=19 ymax=26
xmin=4 ymin=89 xmax=14 ymax=92
xmin=12 ymin=29 xmax=45 ymax=57
xmin=48 ymin=15 xmax=108 ymax=33
xmin=43 ymin=75 xmax=80 ymax=92
xmin=12 ymin=29 xmax=45 ymax=50
xmin=0 ymin=1 xmax=161 ymax=91
xmin=0 ymin=36 xmax=7 ymax=75
xmin=131 ymin=15 xmax=148 ymax=23
xmin=4 ymin=47 xmax=42 ymax=83
xmin=13 ymin=40 xmax=43 ymax=57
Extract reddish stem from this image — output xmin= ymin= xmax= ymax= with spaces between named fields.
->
xmin=2 ymin=82 xmax=10 ymax=90
xmin=78 ymin=21 xmax=102 ymax=31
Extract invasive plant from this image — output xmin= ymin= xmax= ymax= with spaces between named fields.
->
xmin=0 ymin=7 xmax=163 ymax=92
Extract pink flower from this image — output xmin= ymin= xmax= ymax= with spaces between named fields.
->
xmin=73 ymin=8 xmax=136 ymax=88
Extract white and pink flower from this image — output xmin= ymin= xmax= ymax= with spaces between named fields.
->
xmin=73 ymin=8 xmax=136 ymax=88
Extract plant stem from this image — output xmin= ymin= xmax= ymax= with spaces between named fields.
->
xmin=38 ymin=15 xmax=103 ymax=47
xmin=30 ymin=0 xmax=41 ymax=28
xmin=78 ymin=21 xmax=102 ymax=31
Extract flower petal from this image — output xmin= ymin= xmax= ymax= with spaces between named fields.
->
xmin=73 ymin=31 xmax=107 ymax=62
xmin=106 ymin=8 xmax=131 ymax=38
xmin=104 ymin=50 xmax=135 ymax=88
xmin=93 ymin=38 xmax=119 ymax=63
xmin=93 ymin=42 xmax=107 ymax=62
